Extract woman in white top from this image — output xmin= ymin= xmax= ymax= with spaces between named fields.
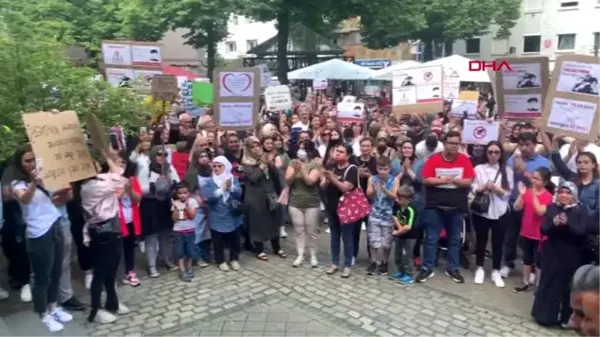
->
xmin=10 ymin=145 xmax=73 ymax=332
xmin=471 ymin=141 xmax=514 ymax=288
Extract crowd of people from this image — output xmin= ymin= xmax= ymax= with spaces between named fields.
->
xmin=0 ymin=91 xmax=598 ymax=335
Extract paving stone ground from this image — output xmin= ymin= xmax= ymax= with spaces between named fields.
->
xmin=1 ymin=230 xmax=576 ymax=336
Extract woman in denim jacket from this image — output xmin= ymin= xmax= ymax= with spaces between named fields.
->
xmin=199 ymin=156 xmax=243 ymax=272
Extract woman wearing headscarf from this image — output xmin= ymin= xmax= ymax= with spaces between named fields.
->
xmin=139 ymin=145 xmax=180 ymax=277
xmin=242 ymin=137 xmax=287 ymax=260
xmin=184 ymin=149 xmax=213 ymax=265
xmin=200 ymin=156 xmax=243 ymax=271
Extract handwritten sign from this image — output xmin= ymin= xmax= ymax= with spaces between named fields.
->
xmin=22 ymin=111 xmax=95 ymax=191
xmin=151 ymin=74 xmax=178 ymax=101
xmin=265 ymin=85 xmax=292 ymax=111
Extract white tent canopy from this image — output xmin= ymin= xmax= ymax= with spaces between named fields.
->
xmin=287 ymin=59 xmax=376 ymax=80
xmin=422 ymin=54 xmax=491 ymax=83
xmin=371 ymin=60 xmax=422 ymax=80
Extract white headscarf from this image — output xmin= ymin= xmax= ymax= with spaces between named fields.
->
xmin=212 ymin=156 xmax=233 ymax=202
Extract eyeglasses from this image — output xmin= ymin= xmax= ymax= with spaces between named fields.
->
xmin=445 ymin=141 xmax=460 ymax=146
xmin=155 ymin=152 xmax=165 ymax=157
xmin=487 ymin=150 xmax=501 ymax=155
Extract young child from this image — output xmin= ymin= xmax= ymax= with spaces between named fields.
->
xmin=390 ymin=185 xmax=418 ymax=284
xmin=171 ymin=141 xmax=190 ymax=180
xmin=171 ymin=182 xmax=201 ymax=282
xmin=512 ymin=167 xmax=554 ymax=293
xmin=365 ymin=156 xmax=399 ymax=275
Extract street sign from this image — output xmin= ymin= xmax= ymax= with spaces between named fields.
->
xmin=354 ymin=59 xmax=392 ymax=69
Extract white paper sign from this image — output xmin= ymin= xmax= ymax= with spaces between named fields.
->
xmin=219 ymin=72 xmax=255 ymax=97
xmin=364 ymin=85 xmax=380 ymax=96
xmin=501 ymin=63 xmax=541 ymax=90
xmin=313 ymin=78 xmax=328 ymax=90
xmin=257 ymin=64 xmax=271 ymax=88
xmin=449 ymin=99 xmax=478 ymax=119
xmin=105 ymin=68 xmax=135 ymax=88
xmin=547 ymin=97 xmax=597 ymax=135
xmin=219 ymin=102 xmax=254 ymax=128
xmin=392 ymin=66 xmax=443 ymax=106
xmin=443 ymin=68 xmax=460 ymax=100
xmin=503 ymin=94 xmax=542 ymax=118
xmin=265 ymin=85 xmax=292 ymax=111
xmin=462 ymin=120 xmax=500 ymax=145
xmin=556 ymin=61 xmax=600 ymax=96
xmin=342 ymin=96 xmax=357 ymax=103
xmin=337 ymin=103 xmax=365 ymax=123
xmin=102 ymin=43 xmax=132 ymax=66
xmin=131 ymin=45 xmax=162 ymax=67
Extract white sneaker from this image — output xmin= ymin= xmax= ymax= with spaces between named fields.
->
xmin=85 ymin=273 xmax=93 ymax=290
xmin=20 ymin=284 xmax=32 ymax=303
xmin=95 ymin=309 xmax=117 ymax=324
xmin=230 ymin=261 xmax=241 ymax=271
xmin=219 ymin=263 xmax=230 ymax=272
xmin=42 ymin=315 xmax=64 ymax=332
xmin=51 ymin=307 xmax=73 ymax=323
xmin=474 ymin=267 xmax=485 ymax=284
xmin=351 ymin=257 xmax=356 ymax=266
xmin=500 ymin=266 xmax=511 ymax=278
xmin=491 ymin=270 xmax=505 ymax=288
xmin=280 ymin=226 xmax=288 ymax=238
xmin=529 ymin=273 xmax=536 ymax=284
xmin=292 ymin=256 xmax=303 ymax=267
xmin=325 ymin=228 xmax=330 ymax=234
xmin=361 ymin=223 xmax=366 ymax=231
xmin=0 ymin=286 xmax=9 ymax=300
xmin=116 ymin=303 xmax=130 ymax=315
xmin=310 ymin=255 xmax=318 ymax=268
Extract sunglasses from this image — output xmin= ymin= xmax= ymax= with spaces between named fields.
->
xmin=156 ymin=152 xmax=165 ymax=157
xmin=487 ymin=150 xmax=501 ymax=155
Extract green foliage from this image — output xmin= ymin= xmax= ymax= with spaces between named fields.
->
xmin=360 ymin=0 xmax=521 ymax=50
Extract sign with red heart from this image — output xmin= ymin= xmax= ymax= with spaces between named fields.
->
xmin=220 ymin=72 xmax=255 ymax=97
xmin=213 ymin=67 xmax=261 ymax=130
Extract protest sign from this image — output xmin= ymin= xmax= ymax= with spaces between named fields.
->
xmin=442 ymin=68 xmax=460 ymax=100
xmin=192 ymin=82 xmax=214 ymax=105
xmin=337 ymin=103 xmax=365 ymax=123
xmin=85 ymin=113 xmax=108 ymax=152
xmin=313 ymin=78 xmax=328 ymax=90
xmin=392 ymin=65 xmax=443 ymax=115
xmin=449 ymin=99 xmax=478 ymax=119
xmin=213 ymin=67 xmax=261 ymax=130
xmin=22 ymin=111 xmax=95 ymax=191
xmin=265 ymin=85 xmax=292 ymax=111
xmin=541 ymin=54 xmax=600 ymax=141
xmin=257 ymin=64 xmax=271 ymax=88
xmin=495 ymin=57 xmax=549 ymax=119
xmin=462 ymin=120 xmax=500 ymax=145
xmin=151 ymin=74 xmax=178 ymax=101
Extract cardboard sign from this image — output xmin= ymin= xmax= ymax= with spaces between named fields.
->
xmin=213 ymin=67 xmax=261 ymax=130
xmin=313 ymin=78 xmax=328 ymax=90
xmin=151 ymin=74 xmax=178 ymax=101
xmin=541 ymin=54 xmax=600 ymax=141
xmin=22 ymin=111 xmax=95 ymax=191
xmin=462 ymin=120 xmax=500 ymax=145
xmin=392 ymin=65 xmax=443 ymax=116
xmin=85 ymin=113 xmax=108 ymax=151
xmin=265 ymin=85 xmax=292 ymax=111
xmin=495 ymin=57 xmax=549 ymax=119
xmin=337 ymin=102 xmax=365 ymax=123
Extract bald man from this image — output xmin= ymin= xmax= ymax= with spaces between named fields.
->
xmin=569 ymin=265 xmax=599 ymax=336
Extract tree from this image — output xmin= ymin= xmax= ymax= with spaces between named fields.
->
xmin=162 ymin=0 xmax=235 ymax=80
xmin=360 ymin=0 xmax=521 ymax=61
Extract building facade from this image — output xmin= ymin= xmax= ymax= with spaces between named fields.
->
xmin=217 ymin=15 xmax=277 ymax=60
xmin=159 ymin=28 xmax=207 ymax=75
xmin=451 ymin=0 xmax=600 ymax=66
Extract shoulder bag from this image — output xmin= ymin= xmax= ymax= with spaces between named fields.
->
xmin=471 ymin=169 xmax=501 ymax=214
xmin=337 ymin=165 xmax=371 ymax=225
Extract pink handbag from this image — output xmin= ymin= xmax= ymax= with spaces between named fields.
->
xmin=278 ymin=186 xmax=290 ymax=206
xmin=336 ymin=165 xmax=370 ymax=225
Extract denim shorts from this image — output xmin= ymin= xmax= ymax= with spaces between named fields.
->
xmin=172 ymin=231 xmax=199 ymax=260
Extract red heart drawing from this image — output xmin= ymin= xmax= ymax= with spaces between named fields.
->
xmin=221 ymin=73 xmax=253 ymax=95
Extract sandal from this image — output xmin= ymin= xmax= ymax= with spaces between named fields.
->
xmin=325 ymin=265 xmax=339 ymax=275
xmin=276 ymin=250 xmax=287 ymax=259
xmin=257 ymin=253 xmax=269 ymax=261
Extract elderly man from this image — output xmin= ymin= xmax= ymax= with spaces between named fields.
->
xmin=569 ymin=265 xmax=599 ymax=336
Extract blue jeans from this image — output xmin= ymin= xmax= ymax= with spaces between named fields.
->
xmin=422 ymin=208 xmax=465 ymax=272
xmin=327 ymin=212 xmax=355 ymax=268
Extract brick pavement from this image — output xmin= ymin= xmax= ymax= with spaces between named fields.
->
xmin=80 ymin=239 xmax=574 ymax=337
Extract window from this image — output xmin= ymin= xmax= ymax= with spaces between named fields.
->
xmin=246 ymin=40 xmax=258 ymax=51
xmin=560 ymin=1 xmax=578 ymax=7
xmin=465 ymin=38 xmax=480 ymax=54
xmin=225 ymin=41 xmax=237 ymax=53
xmin=523 ymin=35 xmax=541 ymax=53
xmin=557 ymin=34 xmax=576 ymax=50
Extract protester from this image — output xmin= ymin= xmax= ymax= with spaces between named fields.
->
xmin=569 ymin=265 xmax=599 ymax=336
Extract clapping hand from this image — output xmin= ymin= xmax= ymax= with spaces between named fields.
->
xmin=518 ymin=181 xmax=527 ymax=195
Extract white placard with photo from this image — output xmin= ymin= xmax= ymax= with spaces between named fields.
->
xmin=449 ymin=99 xmax=478 ymax=119
xmin=219 ymin=102 xmax=254 ymax=128
xmin=503 ymin=93 xmax=542 ymax=118
xmin=131 ymin=45 xmax=162 ymax=67
xmin=392 ymin=66 xmax=443 ymax=106
xmin=556 ymin=61 xmax=600 ymax=96
xmin=134 ymin=69 xmax=163 ymax=85
xmin=337 ymin=103 xmax=365 ymax=123
xmin=462 ymin=120 xmax=500 ymax=145
xmin=342 ymin=95 xmax=357 ymax=103
xmin=105 ymin=68 xmax=135 ymax=88
xmin=547 ymin=97 xmax=597 ymax=135
xmin=265 ymin=85 xmax=292 ymax=111
xmin=313 ymin=78 xmax=328 ymax=90
xmin=219 ymin=71 xmax=256 ymax=97
xmin=102 ymin=43 xmax=132 ymax=66
xmin=501 ymin=63 xmax=541 ymax=90
xmin=257 ymin=64 xmax=271 ymax=88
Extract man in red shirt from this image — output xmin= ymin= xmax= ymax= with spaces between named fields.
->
xmin=417 ymin=131 xmax=475 ymax=284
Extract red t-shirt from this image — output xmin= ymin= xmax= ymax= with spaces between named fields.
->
xmin=422 ymin=152 xmax=475 ymax=211
xmin=520 ymin=189 xmax=553 ymax=240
